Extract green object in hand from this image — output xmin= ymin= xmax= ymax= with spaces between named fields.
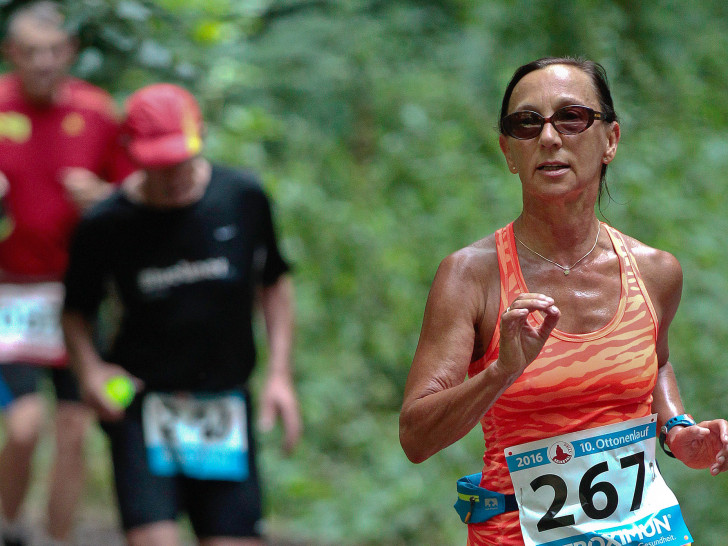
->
xmin=0 ymin=200 xmax=14 ymax=242
xmin=105 ymin=376 xmax=135 ymax=408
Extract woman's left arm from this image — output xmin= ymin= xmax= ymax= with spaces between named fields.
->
xmin=637 ymin=242 xmax=728 ymax=475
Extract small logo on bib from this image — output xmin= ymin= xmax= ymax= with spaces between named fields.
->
xmin=548 ymin=441 xmax=574 ymax=464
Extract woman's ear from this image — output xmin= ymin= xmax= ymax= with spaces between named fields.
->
xmin=499 ymin=134 xmax=517 ymax=173
xmin=602 ymin=121 xmax=620 ymax=164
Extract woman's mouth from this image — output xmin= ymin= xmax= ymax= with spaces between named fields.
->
xmin=537 ymin=163 xmax=569 ymax=172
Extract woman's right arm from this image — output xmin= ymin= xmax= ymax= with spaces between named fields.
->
xmin=399 ymin=248 xmax=560 ymax=463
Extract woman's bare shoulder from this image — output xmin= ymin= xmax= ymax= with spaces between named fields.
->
xmin=437 ymin=234 xmax=498 ymax=280
xmin=619 ymin=232 xmax=682 ymax=279
xmin=427 ymin=234 xmax=501 ymax=334
xmin=618 ymin=231 xmax=683 ymax=321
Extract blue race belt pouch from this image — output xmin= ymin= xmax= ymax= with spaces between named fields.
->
xmin=454 ymin=473 xmax=518 ymax=524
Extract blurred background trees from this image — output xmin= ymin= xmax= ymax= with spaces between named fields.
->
xmin=2 ymin=0 xmax=728 ymax=543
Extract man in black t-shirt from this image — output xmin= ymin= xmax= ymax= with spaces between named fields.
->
xmin=62 ymin=83 xmax=301 ymax=545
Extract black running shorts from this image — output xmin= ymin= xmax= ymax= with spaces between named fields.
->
xmin=0 ymin=363 xmax=82 ymax=405
xmin=102 ymin=389 xmax=263 ymax=538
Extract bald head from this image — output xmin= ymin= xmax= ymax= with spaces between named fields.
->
xmin=6 ymin=1 xmax=66 ymax=40
xmin=3 ymin=1 xmax=76 ymax=104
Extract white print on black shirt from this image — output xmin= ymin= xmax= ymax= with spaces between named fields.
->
xmin=137 ymin=257 xmax=230 ymax=294
xmin=213 ymin=225 xmax=238 ymax=242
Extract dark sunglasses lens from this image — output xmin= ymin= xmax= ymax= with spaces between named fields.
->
xmin=553 ymin=106 xmax=591 ymax=134
xmin=505 ymin=112 xmax=543 ymax=139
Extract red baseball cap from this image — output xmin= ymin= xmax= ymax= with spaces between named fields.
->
xmin=123 ymin=83 xmax=204 ymax=168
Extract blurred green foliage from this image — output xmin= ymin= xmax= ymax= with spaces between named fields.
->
xmin=2 ymin=0 xmax=728 ymax=543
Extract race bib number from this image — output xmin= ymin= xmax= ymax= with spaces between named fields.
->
xmin=505 ymin=415 xmax=693 ymax=546
xmin=142 ymin=390 xmax=249 ymax=481
xmin=0 ymin=282 xmax=66 ymax=366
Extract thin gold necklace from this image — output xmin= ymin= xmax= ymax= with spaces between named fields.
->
xmin=513 ymin=222 xmax=601 ymax=276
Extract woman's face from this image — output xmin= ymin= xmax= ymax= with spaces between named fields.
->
xmin=499 ymin=64 xmax=619 ymax=203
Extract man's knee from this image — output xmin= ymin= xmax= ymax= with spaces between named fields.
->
xmin=2 ymin=394 xmax=44 ymax=451
xmin=54 ymin=402 xmax=93 ymax=453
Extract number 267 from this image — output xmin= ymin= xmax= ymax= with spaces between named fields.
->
xmin=531 ymin=451 xmax=645 ymax=532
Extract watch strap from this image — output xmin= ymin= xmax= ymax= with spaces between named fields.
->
xmin=659 ymin=414 xmax=696 ymax=458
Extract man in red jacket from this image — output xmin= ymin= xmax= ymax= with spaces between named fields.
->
xmin=0 ymin=3 xmax=131 ymax=544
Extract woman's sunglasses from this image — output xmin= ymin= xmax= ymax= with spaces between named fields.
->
xmin=501 ymin=105 xmax=607 ymax=140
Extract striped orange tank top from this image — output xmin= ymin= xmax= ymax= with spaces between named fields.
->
xmin=466 ymin=222 xmax=659 ymax=546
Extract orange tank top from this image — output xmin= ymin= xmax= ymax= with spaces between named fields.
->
xmin=467 ymin=222 xmax=659 ymax=546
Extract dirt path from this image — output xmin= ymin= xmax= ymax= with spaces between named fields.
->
xmin=24 ymin=507 xmax=196 ymax=546
xmin=25 ymin=511 xmax=302 ymax=545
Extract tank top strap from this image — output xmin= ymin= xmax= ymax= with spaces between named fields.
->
xmin=602 ymin=223 xmax=660 ymax=338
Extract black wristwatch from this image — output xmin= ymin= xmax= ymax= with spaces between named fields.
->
xmin=659 ymin=414 xmax=696 ymax=458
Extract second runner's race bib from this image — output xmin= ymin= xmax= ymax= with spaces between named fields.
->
xmin=142 ymin=390 xmax=249 ymax=481
xmin=505 ymin=414 xmax=693 ymax=546
xmin=0 ymin=282 xmax=66 ymax=366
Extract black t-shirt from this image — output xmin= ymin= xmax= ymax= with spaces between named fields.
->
xmin=64 ymin=164 xmax=290 ymax=391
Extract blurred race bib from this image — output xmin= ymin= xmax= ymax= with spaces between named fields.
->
xmin=0 ymin=282 xmax=66 ymax=366
xmin=142 ymin=390 xmax=249 ymax=481
xmin=505 ymin=415 xmax=693 ymax=546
